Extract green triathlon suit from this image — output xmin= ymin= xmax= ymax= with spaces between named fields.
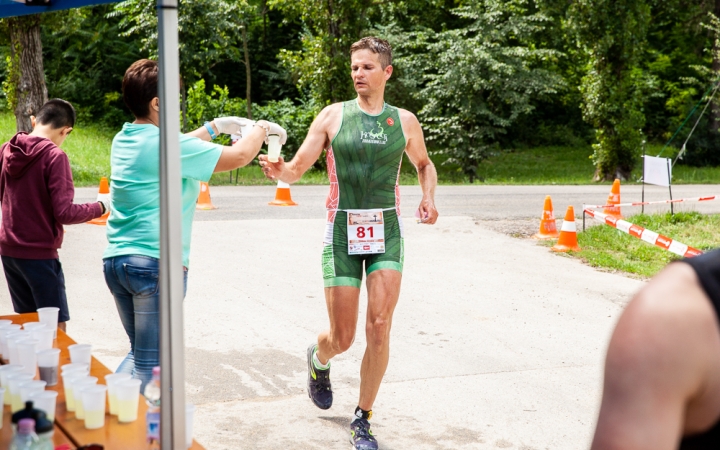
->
xmin=322 ymin=99 xmax=407 ymax=288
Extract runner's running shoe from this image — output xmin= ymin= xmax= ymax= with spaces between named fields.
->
xmin=350 ymin=418 xmax=378 ymax=450
xmin=307 ymin=343 xmax=333 ymax=409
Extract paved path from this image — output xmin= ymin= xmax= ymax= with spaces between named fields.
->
xmin=2 ymin=185 xmax=675 ymax=449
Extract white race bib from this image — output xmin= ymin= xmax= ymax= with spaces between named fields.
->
xmin=347 ymin=209 xmax=385 ymax=255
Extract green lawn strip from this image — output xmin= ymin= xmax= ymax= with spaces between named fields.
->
xmin=550 ymin=212 xmax=720 ymax=278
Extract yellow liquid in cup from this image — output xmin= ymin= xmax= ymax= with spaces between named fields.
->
xmin=108 ymin=393 xmax=118 ymax=415
xmin=65 ymin=389 xmax=76 ymax=412
xmin=117 ymin=399 xmax=138 ymax=423
xmin=76 ymin=398 xmax=86 ymax=419
xmin=84 ymin=410 xmax=104 ymax=429
xmin=11 ymin=392 xmax=22 ymax=412
xmin=3 ymin=393 xmax=10 ymax=405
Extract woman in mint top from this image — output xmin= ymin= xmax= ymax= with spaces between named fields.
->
xmin=103 ymin=59 xmax=287 ymax=389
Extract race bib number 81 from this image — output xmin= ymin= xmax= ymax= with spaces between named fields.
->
xmin=347 ymin=209 xmax=385 ymax=255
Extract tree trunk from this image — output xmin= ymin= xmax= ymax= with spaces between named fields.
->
xmin=8 ymin=15 xmax=48 ymax=133
xmin=712 ymin=0 xmax=720 ymax=134
xmin=241 ymin=24 xmax=252 ymax=120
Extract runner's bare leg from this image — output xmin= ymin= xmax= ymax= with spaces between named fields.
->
xmin=359 ymin=269 xmax=402 ymax=411
xmin=317 ymin=286 xmax=360 ymax=364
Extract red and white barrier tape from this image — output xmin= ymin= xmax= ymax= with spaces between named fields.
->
xmin=583 ymin=195 xmax=719 ymax=210
xmin=584 ymin=209 xmax=703 ymax=258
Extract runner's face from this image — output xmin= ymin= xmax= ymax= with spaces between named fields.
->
xmin=351 ymin=49 xmax=392 ymax=95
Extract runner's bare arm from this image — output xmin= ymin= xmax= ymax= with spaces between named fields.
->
xmin=591 ymin=263 xmax=720 ymax=450
xmin=260 ymin=104 xmax=341 ymax=183
xmin=400 ymin=109 xmax=438 ymax=224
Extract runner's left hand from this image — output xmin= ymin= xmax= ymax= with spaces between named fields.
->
xmin=417 ymin=198 xmax=438 ymax=224
xmin=258 ymin=154 xmax=285 ymax=180
xmin=214 ymin=117 xmax=255 ymax=135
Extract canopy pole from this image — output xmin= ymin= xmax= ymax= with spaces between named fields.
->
xmin=157 ymin=1 xmax=186 ymax=449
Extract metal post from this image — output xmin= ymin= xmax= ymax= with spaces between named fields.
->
xmin=157 ymin=1 xmax=186 ymax=449
xmin=667 ymin=159 xmax=674 ymax=216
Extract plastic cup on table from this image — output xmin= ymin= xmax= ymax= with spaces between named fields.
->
xmin=186 ymin=404 xmax=196 ymax=449
xmin=104 ymin=373 xmax=131 ymax=415
xmin=61 ymin=363 xmax=89 ymax=376
xmin=81 ymin=385 xmax=107 ymax=429
xmin=61 ymin=372 xmax=90 ymax=412
xmin=0 ymin=387 xmax=4 ymax=427
xmin=31 ymin=328 xmax=54 ymax=352
xmin=0 ymin=325 xmax=22 ymax=359
xmin=22 ymin=322 xmax=46 ymax=332
xmin=0 ymin=365 xmax=24 ymax=406
xmin=18 ymin=380 xmax=46 ymax=405
xmin=37 ymin=349 xmax=61 ymax=386
xmin=29 ymin=390 xmax=57 ymax=422
xmin=267 ymin=134 xmax=282 ymax=163
xmin=115 ymin=379 xmax=142 ymax=423
xmin=17 ymin=339 xmax=39 ymax=376
xmin=74 ymin=381 xmax=97 ymax=420
xmin=68 ymin=376 xmax=97 ymax=416
xmin=68 ymin=344 xmax=92 ymax=367
xmin=7 ymin=372 xmax=33 ymax=412
xmin=37 ymin=307 xmax=60 ymax=339
xmin=6 ymin=331 xmax=31 ymax=365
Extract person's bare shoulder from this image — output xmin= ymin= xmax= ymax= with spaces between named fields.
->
xmin=313 ymin=103 xmax=344 ymax=142
xmin=398 ymin=108 xmax=420 ymax=130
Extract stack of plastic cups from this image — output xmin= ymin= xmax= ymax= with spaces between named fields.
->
xmin=37 ymin=307 xmax=60 ymax=340
xmin=29 ymin=391 xmax=58 ymax=422
xmin=18 ymin=380 xmax=46 ymax=405
xmin=104 ymin=373 xmax=131 ymax=416
xmin=0 ymin=325 xmax=21 ymax=361
xmin=69 ymin=377 xmax=97 ymax=419
xmin=17 ymin=339 xmax=39 ymax=377
xmin=7 ymin=373 xmax=33 ymax=412
xmin=81 ymin=385 xmax=107 ymax=429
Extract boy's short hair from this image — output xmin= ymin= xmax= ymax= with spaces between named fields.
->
xmin=35 ymin=99 xmax=76 ymax=129
xmin=122 ymin=59 xmax=158 ymax=119
xmin=350 ymin=37 xmax=393 ymax=68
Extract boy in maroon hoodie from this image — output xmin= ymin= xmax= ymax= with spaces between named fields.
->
xmin=0 ymin=99 xmax=108 ymax=331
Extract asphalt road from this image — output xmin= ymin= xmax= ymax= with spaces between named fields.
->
xmin=4 ymin=183 xmax=701 ymax=449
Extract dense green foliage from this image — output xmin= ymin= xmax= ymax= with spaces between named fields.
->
xmin=1 ymin=0 xmax=720 ymax=182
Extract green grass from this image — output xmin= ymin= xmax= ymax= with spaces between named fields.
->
xmin=3 ymin=110 xmax=720 ymax=186
xmin=550 ymin=212 xmax=720 ymax=278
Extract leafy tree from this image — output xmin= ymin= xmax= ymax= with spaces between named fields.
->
xmin=395 ymin=0 xmax=563 ymax=181
xmin=570 ymin=0 xmax=652 ymax=181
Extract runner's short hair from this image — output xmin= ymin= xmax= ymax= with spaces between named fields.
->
xmin=350 ymin=37 xmax=392 ymax=68
xmin=35 ymin=99 xmax=76 ymax=129
xmin=123 ymin=59 xmax=158 ymax=118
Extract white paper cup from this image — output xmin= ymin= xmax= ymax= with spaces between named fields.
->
xmin=115 ymin=379 xmax=142 ymax=423
xmin=0 ymin=325 xmax=22 ymax=359
xmin=31 ymin=328 xmax=54 ymax=352
xmin=267 ymin=134 xmax=281 ymax=162
xmin=17 ymin=339 xmax=38 ymax=376
xmin=29 ymin=390 xmax=57 ymax=422
xmin=7 ymin=373 xmax=34 ymax=412
xmin=37 ymin=307 xmax=59 ymax=339
xmin=68 ymin=344 xmax=92 ymax=367
xmin=105 ymin=373 xmax=131 ymax=415
xmin=70 ymin=378 xmax=97 ymax=419
xmin=22 ymin=322 xmax=46 ymax=332
xmin=37 ymin=349 xmax=61 ymax=386
xmin=81 ymin=385 xmax=108 ymax=429
xmin=19 ymin=380 xmax=46 ymax=405
xmin=186 ymin=404 xmax=196 ymax=449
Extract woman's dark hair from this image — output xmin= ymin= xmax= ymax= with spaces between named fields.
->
xmin=35 ymin=99 xmax=76 ymax=129
xmin=122 ymin=59 xmax=158 ymax=118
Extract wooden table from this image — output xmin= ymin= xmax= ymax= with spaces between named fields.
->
xmin=1 ymin=313 xmax=205 ymax=450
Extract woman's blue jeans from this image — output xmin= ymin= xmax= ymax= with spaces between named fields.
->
xmin=103 ymin=255 xmax=187 ymax=391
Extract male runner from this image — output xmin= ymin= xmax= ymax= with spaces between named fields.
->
xmin=591 ymin=250 xmax=720 ymax=449
xmin=259 ymin=36 xmax=438 ymax=450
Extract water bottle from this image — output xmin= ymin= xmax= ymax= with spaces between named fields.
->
xmin=144 ymin=366 xmax=161 ymax=445
xmin=10 ymin=418 xmax=39 ymax=450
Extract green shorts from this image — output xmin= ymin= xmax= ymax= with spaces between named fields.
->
xmin=322 ymin=210 xmax=404 ymax=288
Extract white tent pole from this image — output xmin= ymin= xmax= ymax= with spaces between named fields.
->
xmin=157 ymin=0 xmax=185 ymax=449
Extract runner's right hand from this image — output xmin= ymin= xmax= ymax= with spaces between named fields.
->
xmin=258 ymin=154 xmax=284 ymax=180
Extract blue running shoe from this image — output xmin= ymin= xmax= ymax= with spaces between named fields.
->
xmin=350 ymin=418 xmax=378 ymax=450
xmin=307 ymin=343 xmax=333 ymax=409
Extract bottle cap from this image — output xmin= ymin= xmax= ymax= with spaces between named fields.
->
xmin=17 ymin=418 xmax=35 ymax=434
xmin=152 ymin=366 xmax=161 ymax=378
xmin=12 ymin=401 xmax=53 ymax=433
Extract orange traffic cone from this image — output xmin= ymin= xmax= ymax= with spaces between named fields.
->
xmin=603 ymin=179 xmax=622 ymax=218
xmin=196 ymin=182 xmax=217 ymax=210
xmin=533 ymin=195 xmax=560 ymax=240
xmin=87 ymin=177 xmax=110 ymax=226
xmin=551 ymin=206 xmax=581 ymax=252
xmin=268 ymin=180 xmax=297 ymax=206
